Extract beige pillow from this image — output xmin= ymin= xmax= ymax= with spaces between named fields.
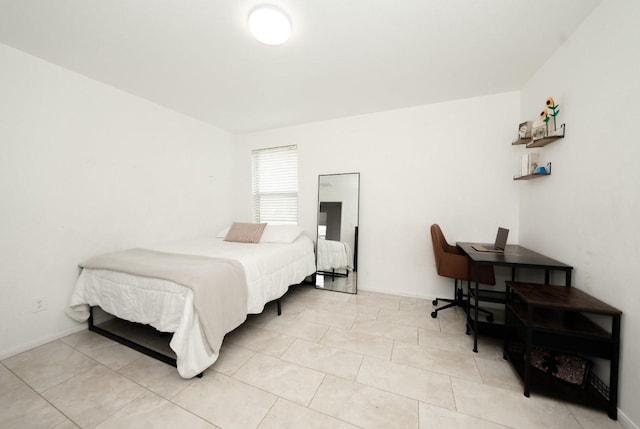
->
xmin=224 ymin=222 xmax=267 ymax=243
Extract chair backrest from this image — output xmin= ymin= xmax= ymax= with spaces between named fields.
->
xmin=430 ymin=224 xmax=447 ymax=272
xmin=431 ymin=224 xmax=461 ymax=277
xmin=430 ymin=224 xmax=496 ymax=285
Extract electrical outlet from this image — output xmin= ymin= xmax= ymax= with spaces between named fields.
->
xmin=32 ymin=296 xmax=47 ymax=313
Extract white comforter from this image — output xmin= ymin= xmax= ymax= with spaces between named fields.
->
xmin=66 ymin=235 xmax=316 ymax=378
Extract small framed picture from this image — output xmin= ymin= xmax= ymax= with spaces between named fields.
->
xmin=518 ymin=121 xmax=533 ymax=139
xmin=532 ymin=124 xmax=547 ymax=140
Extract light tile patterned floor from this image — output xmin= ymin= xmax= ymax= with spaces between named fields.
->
xmin=0 ymin=285 xmax=624 ymax=429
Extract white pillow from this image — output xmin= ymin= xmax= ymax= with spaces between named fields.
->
xmin=260 ymin=225 xmax=304 ymax=243
xmin=216 ymin=226 xmax=230 ymax=238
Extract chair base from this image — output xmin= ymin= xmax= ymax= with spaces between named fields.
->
xmin=431 ymin=280 xmax=494 ymax=322
xmin=430 ymin=297 xmax=460 ymax=317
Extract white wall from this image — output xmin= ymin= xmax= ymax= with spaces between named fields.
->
xmin=0 ymin=44 xmax=236 ymax=358
xmin=519 ymin=1 xmax=639 ymax=426
xmin=234 ymin=92 xmax=521 ymax=299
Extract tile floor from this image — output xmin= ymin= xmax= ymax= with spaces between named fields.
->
xmin=0 ymin=285 xmax=624 ymax=429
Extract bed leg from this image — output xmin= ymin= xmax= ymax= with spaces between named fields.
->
xmin=277 ymin=299 xmax=282 ymax=316
xmin=88 ymin=306 xmax=95 ymax=329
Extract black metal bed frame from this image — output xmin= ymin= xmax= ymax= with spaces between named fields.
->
xmin=87 ymin=298 xmax=282 ymax=378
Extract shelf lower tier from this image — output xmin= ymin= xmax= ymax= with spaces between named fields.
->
xmin=469 ymin=288 xmax=505 ymax=304
xmin=504 ymin=347 xmax=615 ymax=419
xmin=513 ymin=173 xmax=551 ymax=180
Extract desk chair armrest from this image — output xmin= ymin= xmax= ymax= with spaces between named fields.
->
xmin=437 ymin=252 xmax=470 ymax=280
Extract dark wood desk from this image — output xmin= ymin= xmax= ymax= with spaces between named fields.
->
xmin=456 ymin=243 xmax=573 ymax=352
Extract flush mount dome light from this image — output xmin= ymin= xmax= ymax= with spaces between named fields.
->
xmin=248 ymin=5 xmax=291 ymax=45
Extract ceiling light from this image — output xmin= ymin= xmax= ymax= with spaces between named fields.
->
xmin=248 ymin=5 xmax=291 ymax=46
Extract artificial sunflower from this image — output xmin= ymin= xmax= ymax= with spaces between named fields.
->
xmin=540 ymin=109 xmax=549 ymax=123
xmin=545 ymin=97 xmax=560 ymax=130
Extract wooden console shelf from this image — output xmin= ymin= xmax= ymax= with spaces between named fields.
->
xmin=513 ymin=172 xmax=551 ymax=180
xmin=512 ymin=124 xmax=565 ymax=148
xmin=526 ymin=134 xmax=563 ymax=148
xmin=526 ymin=124 xmax=565 ymax=148
xmin=504 ymin=281 xmax=621 ymax=420
xmin=513 ymin=162 xmax=552 ymax=180
xmin=512 ymin=123 xmax=564 ymax=180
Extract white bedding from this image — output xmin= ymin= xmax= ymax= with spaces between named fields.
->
xmin=66 ymin=235 xmax=316 ymax=378
xmin=316 ymin=238 xmax=353 ymax=272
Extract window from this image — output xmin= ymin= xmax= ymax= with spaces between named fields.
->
xmin=252 ymin=145 xmax=298 ymax=224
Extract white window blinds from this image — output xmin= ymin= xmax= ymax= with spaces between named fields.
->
xmin=252 ymin=145 xmax=298 ymax=224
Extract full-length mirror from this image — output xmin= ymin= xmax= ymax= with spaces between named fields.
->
xmin=316 ymin=173 xmax=359 ymax=293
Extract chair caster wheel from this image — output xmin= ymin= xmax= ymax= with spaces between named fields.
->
xmin=432 ymin=299 xmax=438 ymax=305
xmin=486 ymin=314 xmax=494 ymax=323
xmin=431 ymin=312 xmax=437 ymax=318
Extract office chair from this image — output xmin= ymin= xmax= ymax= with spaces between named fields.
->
xmin=430 ymin=224 xmax=496 ymax=319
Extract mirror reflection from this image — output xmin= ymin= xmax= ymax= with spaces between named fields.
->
xmin=315 ymin=173 xmax=359 ymax=293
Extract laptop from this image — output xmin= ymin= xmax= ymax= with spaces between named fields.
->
xmin=472 ymin=227 xmax=509 ymax=252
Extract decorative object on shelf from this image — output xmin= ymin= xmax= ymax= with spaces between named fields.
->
xmin=532 ymin=123 xmax=547 ymax=140
xmin=520 ymin=152 xmax=540 ymax=176
xmin=540 ymin=97 xmax=561 ymax=135
xmin=512 ymin=121 xmax=534 ymax=145
xmin=546 ymin=97 xmax=560 ymax=130
xmin=519 ymin=121 xmax=533 ymax=139
xmin=533 ymin=163 xmax=551 ymax=175
xmin=540 ymin=108 xmax=549 ymax=127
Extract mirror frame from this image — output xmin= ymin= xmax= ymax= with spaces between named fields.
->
xmin=315 ymin=172 xmax=360 ymax=294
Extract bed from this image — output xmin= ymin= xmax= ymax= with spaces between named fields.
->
xmin=316 ymin=238 xmax=353 ymax=277
xmin=66 ymin=224 xmax=316 ymax=378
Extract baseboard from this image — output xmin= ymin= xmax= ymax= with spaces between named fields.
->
xmin=619 ymin=409 xmax=639 ymax=429
xmin=357 ymin=285 xmax=433 ymax=301
xmin=0 ymin=324 xmax=87 ymax=361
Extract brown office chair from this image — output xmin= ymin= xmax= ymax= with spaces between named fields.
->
xmin=430 ymin=224 xmax=496 ymax=319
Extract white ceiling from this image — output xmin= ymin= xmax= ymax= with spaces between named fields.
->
xmin=0 ymin=0 xmax=601 ymax=133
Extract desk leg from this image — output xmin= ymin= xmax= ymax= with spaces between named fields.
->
xmin=473 ymin=263 xmax=479 ymax=353
xmin=523 ymin=305 xmax=533 ymax=397
xmin=566 ymin=270 xmax=572 ymax=287
xmin=609 ymin=315 xmax=620 ymax=420
xmin=465 ymin=263 xmax=472 ymax=336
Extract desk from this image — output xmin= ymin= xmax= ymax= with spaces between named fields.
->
xmin=456 ymin=243 xmax=573 ymax=352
